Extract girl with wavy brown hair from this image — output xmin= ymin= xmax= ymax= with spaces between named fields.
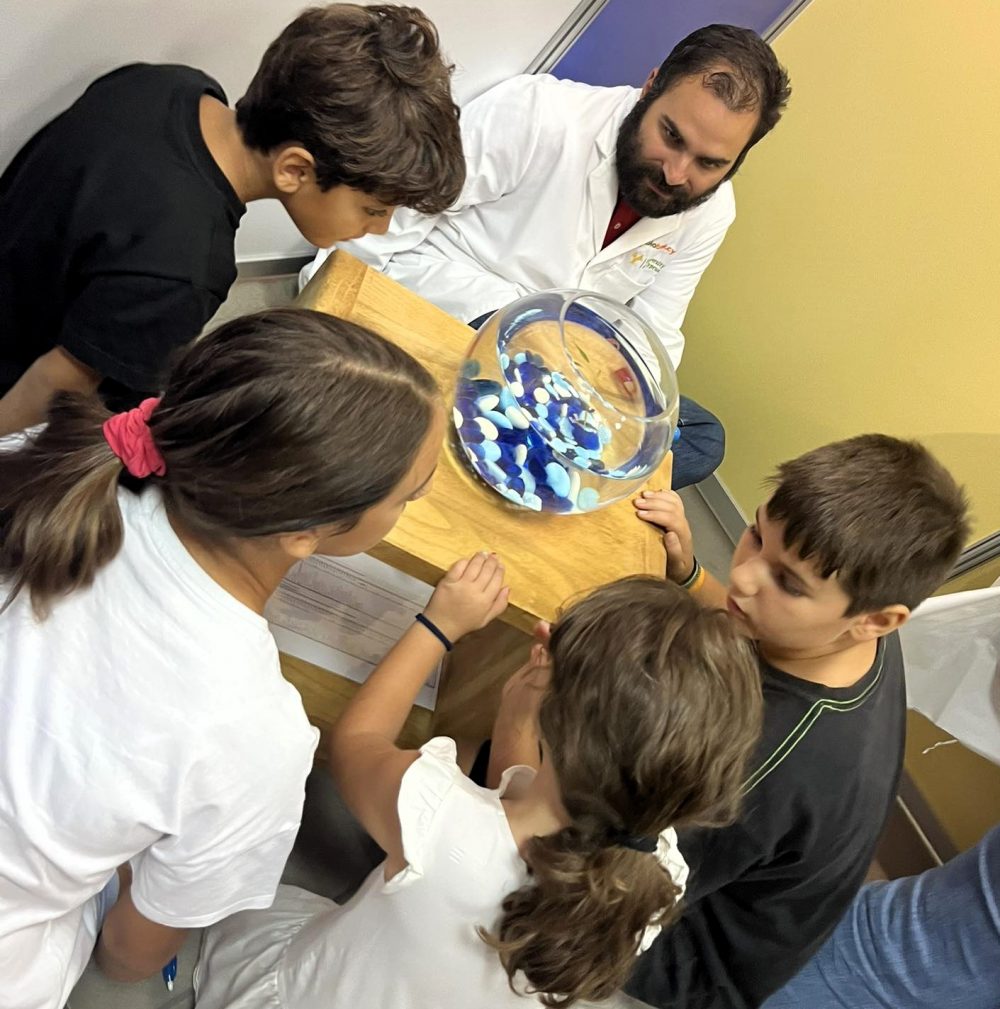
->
xmin=194 ymin=574 xmax=762 ymax=1009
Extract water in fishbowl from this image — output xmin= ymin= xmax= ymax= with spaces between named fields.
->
xmin=452 ymin=291 xmax=679 ymax=514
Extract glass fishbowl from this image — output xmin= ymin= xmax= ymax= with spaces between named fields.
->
xmin=452 ymin=290 xmax=679 ymax=514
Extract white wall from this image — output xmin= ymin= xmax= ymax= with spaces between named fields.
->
xmin=1 ymin=0 xmax=580 ymax=262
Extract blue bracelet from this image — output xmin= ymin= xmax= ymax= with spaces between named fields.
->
xmin=414 ymin=613 xmax=453 ymax=651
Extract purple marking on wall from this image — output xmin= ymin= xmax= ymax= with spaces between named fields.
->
xmin=552 ymin=0 xmax=794 ymax=87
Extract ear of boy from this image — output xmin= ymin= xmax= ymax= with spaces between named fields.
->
xmin=847 ymin=604 xmax=910 ymax=642
xmin=271 ymin=146 xmax=317 ymax=195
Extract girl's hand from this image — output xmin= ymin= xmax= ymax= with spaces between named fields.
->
xmin=423 ymin=552 xmax=509 ymax=643
xmin=634 ymin=489 xmax=696 ymax=583
xmin=533 ymin=620 xmax=551 ymax=647
xmin=499 ymin=644 xmax=551 ymax=723
xmin=486 ymin=643 xmax=551 ymax=784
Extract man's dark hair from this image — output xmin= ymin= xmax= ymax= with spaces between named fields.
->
xmin=650 ymin=23 xmax=792 ymax=172
xmin=767 ymin=434 xmax=970 ymax=614
xmin=236 ymin=4 xmax=464 ymax=213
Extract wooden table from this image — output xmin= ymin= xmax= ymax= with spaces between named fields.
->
xmin=281 ymin=251 xmax=671 ymax=747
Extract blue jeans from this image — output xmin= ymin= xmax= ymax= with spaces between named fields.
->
xmin=465 ymin=314 xmax=725 ymax=490
xmin=762 ymin=824 xmax=1000 ymax=1009
xmin=672 ymin=395 xmax=725 ymax=489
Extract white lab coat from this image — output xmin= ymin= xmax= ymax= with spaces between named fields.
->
xmin=308 ymin=74 xmax=736 ymax=370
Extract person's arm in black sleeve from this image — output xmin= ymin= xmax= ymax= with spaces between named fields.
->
xmin=58 ymin=273 xmax=221 ymax=396
xmin=627 ymin=823 xmax=840 ymax=1009
xmin=625 ymin=823 xmax=764 ymax=1009
xmin=0 ymin=346 xmax=100 ymax=436
xmin=0 ymin=273 xmax=219 ymax=432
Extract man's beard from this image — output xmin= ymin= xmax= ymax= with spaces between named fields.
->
xmin=614 ymin=99 xmax=725 ymax=218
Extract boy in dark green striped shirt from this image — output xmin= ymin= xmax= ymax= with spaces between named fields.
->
xmin=630 ymin=434 xmax=969 ymax=1009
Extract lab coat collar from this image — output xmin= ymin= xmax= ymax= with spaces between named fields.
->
xmin=596 ymin=212 xmax=684 ymax=262
xmin=587 ymin=88 xmax=640 ymax=255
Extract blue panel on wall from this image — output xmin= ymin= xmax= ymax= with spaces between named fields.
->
xmin=552 ymin=0 xmax=794 ymax=87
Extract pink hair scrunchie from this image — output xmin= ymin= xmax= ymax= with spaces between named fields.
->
xmin=102 ymin=397 xmax=166 ymax=478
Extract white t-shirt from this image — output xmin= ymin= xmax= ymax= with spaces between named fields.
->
xmin=194 ymin=737 xmax=688 ymax=1009
xmin=0 ymin=487 xmax=319 ymax=1009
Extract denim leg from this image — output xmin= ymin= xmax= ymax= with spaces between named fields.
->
xmin=670 ymin=395 xmax=725 ymax=490
xmin=762 ymin=824 xmax=1000 ymax=1009
xmin=468 ymin=311 xmax=495 ymax=330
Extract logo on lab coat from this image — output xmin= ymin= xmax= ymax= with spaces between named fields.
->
xmin=628 ymin=242 xmax=675 ymax=274
xmin=629 ymin=250 xmax=666 ymax=274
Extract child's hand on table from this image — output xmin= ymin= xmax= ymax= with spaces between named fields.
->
xmin=634 ymin=489 xmax=696 ymax=583
xmin=424 ymin=552 xmax=509 ymax=643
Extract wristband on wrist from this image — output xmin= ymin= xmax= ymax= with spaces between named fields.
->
xmin=677 ymin=556 xmax=705 ymax=593
xmin=414 ymin=612 xmax=454 ymax=651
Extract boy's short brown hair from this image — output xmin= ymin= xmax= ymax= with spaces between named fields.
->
xmin=236 ymin=4 xmax=464 ymax=213
xmin=766 ymin=434 xmax=970 ymax=615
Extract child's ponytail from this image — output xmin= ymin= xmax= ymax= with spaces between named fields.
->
xmin=0 ymin=392 xmax=132 ymax=617
xmin=483 ymin=577 xmax=763 ymax=1006
xmin=484 ymin=827 xmax=680 ymax=1007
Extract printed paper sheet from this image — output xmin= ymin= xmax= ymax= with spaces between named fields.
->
xmin=266 ymin=553 xmax=440 ymax=710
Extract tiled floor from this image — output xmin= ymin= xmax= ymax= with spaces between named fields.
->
xmin=205 ymin=273 xmax=300 ymax=329
xmin=68 ymin=275 xmax=739 ymax=1008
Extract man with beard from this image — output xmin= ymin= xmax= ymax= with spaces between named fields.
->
xmin=309 ymin=24 xmax=791 ymax=488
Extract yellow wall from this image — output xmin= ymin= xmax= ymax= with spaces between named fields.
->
xmin=941 ymin=555 xmax=1000 ymax=596
xmin=904 ymin=709 xmax=1000 ymax=852
xmin=680 ymin=0 xmax=1000 ymax=849
xmin=681 ymin=0 xmax=1000 ymax=543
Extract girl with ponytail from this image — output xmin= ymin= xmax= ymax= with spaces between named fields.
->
xmin=0 ymin=308 xmax=449 ymax=1009
xmin=194 ymin=575 xmax=762 ymax=1009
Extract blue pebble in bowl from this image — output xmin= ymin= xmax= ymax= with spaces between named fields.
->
xmin=506 ymin=405 xmax=530 ymax=429
xmin=577 ymin=487 xmax=600 ymax=511
xmin=481 ymin=460 xmax=507 ymax=485
xmin=473 ymin=416 xmax=499 ymax=440
xmin=483 ymin=409 xmax=514 ymax=430
xmin=460 ymin=423 xmax=485 ymax=445
xmin=544 ymin=462 xmax=572 ymax=499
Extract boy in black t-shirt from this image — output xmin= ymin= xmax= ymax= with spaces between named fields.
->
xmin=0 ymin=4 xmax=464 ymax=435
xmin=623 ymin=434 xmax=969 ymax=1009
